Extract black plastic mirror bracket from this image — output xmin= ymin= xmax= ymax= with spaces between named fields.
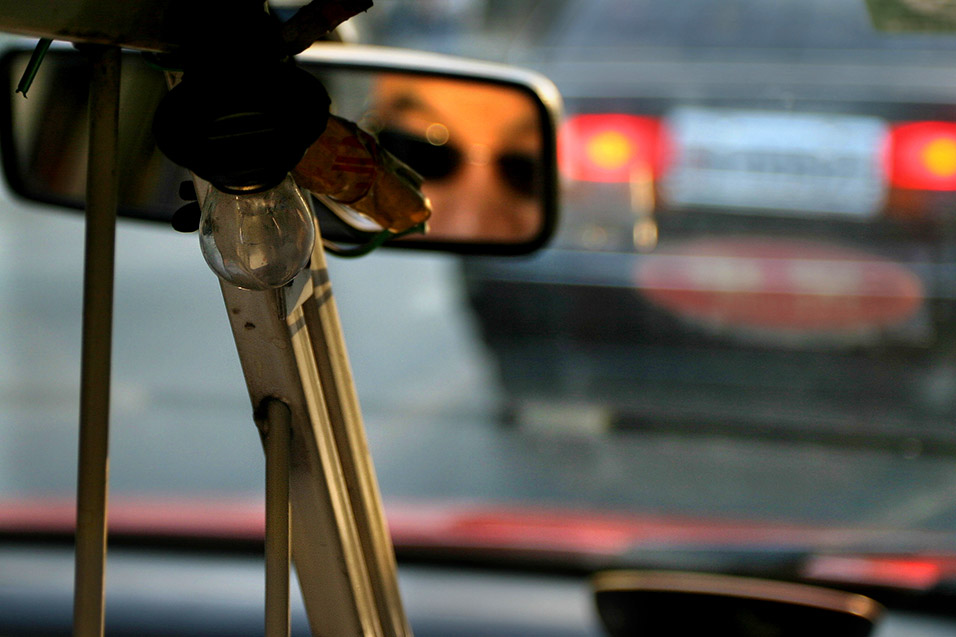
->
xmin=152 ymin=61 xmax=330 ymax=194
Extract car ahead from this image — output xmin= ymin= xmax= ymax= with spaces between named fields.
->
xmin=452 ymin=0 xmax=956 ymax=447
xmin=6 ymin=1 xmax=956 ymax=636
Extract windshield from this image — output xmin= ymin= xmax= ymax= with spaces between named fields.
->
xmin=528 ymin=0 xmax=956 ymax=53
xmin=359 ymin=0 xmax=956 ymax=535
xmin=7 ymin=0 xmax=956 ymax=594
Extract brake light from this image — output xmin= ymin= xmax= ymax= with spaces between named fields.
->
xmin=886 ymin=121 xmax=956 ymax=190
xmin=559 ymin=114 xmax=669 ymax=182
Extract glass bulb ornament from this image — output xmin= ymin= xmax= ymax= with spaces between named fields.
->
xmin=199 ymin=175 xmax=315 ymax=290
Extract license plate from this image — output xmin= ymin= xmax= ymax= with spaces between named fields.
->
xmin=661 ymin=107 xmax=888 ymax=218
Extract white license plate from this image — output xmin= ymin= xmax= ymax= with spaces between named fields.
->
xmin=661 ymin=107 xmax=888 ymax=218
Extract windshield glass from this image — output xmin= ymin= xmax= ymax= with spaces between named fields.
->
xmin=531 ymin=0 xmax=956 ymax=52
xmin=7 ymin=0 xmax=956 ymax=589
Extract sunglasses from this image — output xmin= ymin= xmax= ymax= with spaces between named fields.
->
xmin=376 ymin=128 xmax=542 ymax=198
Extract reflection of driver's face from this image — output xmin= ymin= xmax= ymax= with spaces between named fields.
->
xmin=368 ymin=77 xmax=541 ymax=241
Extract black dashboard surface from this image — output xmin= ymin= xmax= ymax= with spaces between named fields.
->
xmin=1 ymin=545 xmax=955 ymax=636
xmin=0 ymin=545 xmax=600 ymax=636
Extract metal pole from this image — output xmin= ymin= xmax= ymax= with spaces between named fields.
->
xmin=264 ymin=398 xmax=292 ymax=637
xmin=73 ymin=45 xmax=120 ymax=637
xmin=300 ymin=236 xmax=410 ymax=636
xmin=220 ymin=216 xmax=410 ymax=635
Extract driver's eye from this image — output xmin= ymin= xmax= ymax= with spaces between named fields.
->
xmin=377 ymin=128 xmax=460 ymax=180
xmin=497 ymin=152 xmax=541 ymax=198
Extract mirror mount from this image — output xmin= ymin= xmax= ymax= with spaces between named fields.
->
xmin=152 ymin=61 xmax=330 ymax=194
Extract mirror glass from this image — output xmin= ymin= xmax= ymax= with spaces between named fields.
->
xmin=2 ymin=49 xmax=186 ymax=222
xmin=0 ymin=48 xmax=555 ymax=253
xmin=316 ymin=69 xmax=547 ymax=244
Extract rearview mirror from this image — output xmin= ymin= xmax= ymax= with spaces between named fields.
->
xmin=0 ymin=43 xmax=561 ymax=255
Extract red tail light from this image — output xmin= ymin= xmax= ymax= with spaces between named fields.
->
xmin=559 ymin=114 xmax=669 ymax=183
xmin=886 ymin=121 xmax=956 ymax=190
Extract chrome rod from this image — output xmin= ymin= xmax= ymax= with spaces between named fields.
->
xmin=73 ymin=45 xmax=120 ymax=637
xmin=264 ymin=398 xmax=292 ymax=637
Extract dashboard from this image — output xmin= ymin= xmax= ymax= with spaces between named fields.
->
xmin=1 ymin=544 xmax=956 ymax=636
xmin=0 ymin=544 xmax=599 ymax=636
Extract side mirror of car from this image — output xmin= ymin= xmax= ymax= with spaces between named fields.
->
xmin=0 ymin=42 xmax=561 ymax=255
xmin=593 ymin=570 xmax=882 ymax=637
